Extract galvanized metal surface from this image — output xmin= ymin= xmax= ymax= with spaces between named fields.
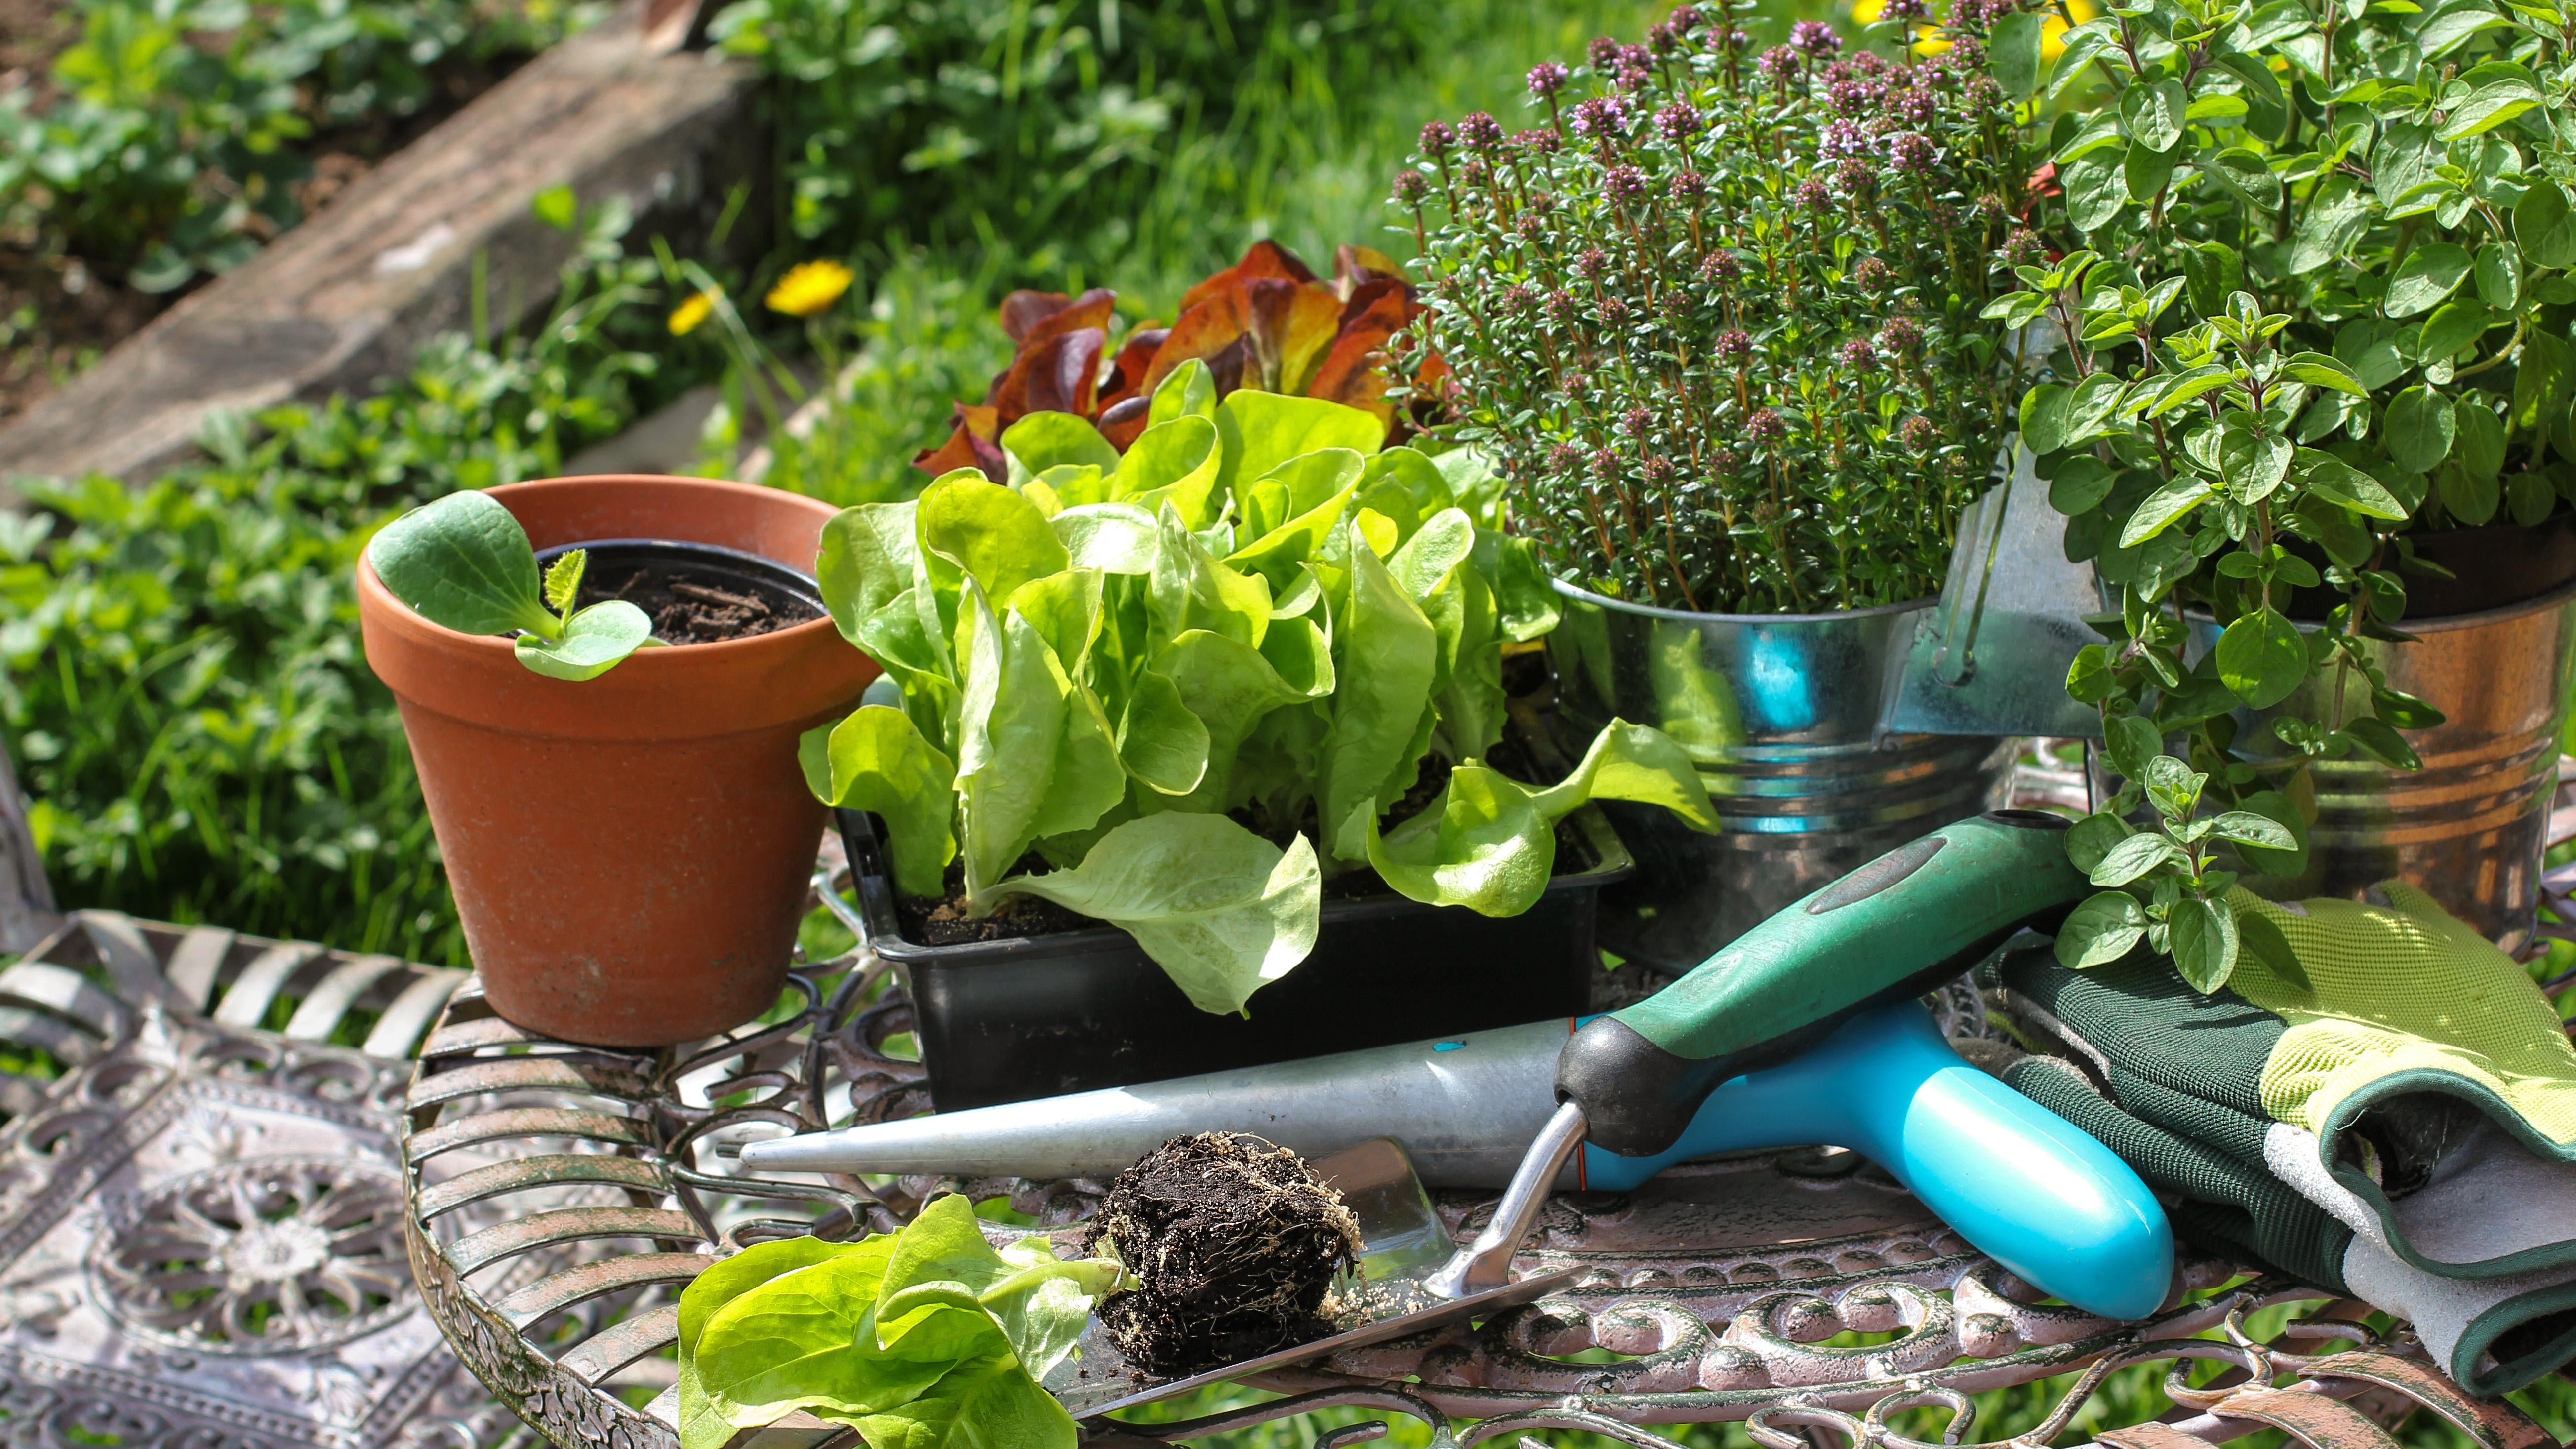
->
xmin=0 ymin=911 xmax=513 ymax=1449
xmin=399 ymin=838 xmax=2576 ymax=1449
xmin=2191 ymin=580 xmax=2576 ymax=950
xmin=1546 ymin=583 xmax=2014 ymax=969
xmin=1885 ymin=450 xmax=2105 ymax=742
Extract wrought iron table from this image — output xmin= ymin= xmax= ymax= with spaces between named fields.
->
xmin=0 ymin=910 xmax=522 ymax=1449
xmin=398 ymin=748 xmax=2576 ymax=1449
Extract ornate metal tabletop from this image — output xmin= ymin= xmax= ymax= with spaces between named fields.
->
xmin=0 ymin=910 xmax=521 ymax=1449
xmin=398 ymin=747 xmax=2576 ymax=1449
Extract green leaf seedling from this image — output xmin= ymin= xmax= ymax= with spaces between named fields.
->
xmin=367 ymin=491 xmax=659 ymax=681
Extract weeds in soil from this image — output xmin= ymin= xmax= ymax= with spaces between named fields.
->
xmin=0 ymin=0 xmax=602 ymax=424
xmin=0 ymin=0 xmax=598 ymax=293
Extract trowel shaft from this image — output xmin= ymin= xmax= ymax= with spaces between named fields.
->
xmin=745 ymin=1018 xmax=1574 ymax=1187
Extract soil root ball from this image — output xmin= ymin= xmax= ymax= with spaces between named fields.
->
xmin=1082 ymin=1132 xmax=1362 ymax=1377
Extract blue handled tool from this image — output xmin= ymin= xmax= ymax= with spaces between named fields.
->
xmin=1584 ymin=999 xmax=2171 ymax=1318
xmin=1417 ymin=811 xmax=2109 ymax=1302
xmin=745 ymin=996 xmax=2172 ymax=1319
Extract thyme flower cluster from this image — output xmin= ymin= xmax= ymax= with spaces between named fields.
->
xmin=1398 ymin=0 xmax=2037 ymax=613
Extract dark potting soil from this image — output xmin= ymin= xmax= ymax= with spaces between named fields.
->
xmin=1500 ymin=645 xmax=1551 ymax=699
xmin=1082 ymin=1132 xmax=1362 ymax=1378
xmin=899 ymin=859 xmax=1098 ymax=945
xmin=2282 ymin=511 xmax=2576 ymax=620
xmin=576 ymin=559 xmax=821 ymax=645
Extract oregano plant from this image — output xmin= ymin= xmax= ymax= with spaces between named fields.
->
xmin=1983 ymin=0 xmax=2576 ymax=988
xmin=367 ymin=491 xmax=659 ymax=680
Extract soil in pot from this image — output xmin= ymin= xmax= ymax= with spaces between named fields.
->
xmin=534 ymin=539 xmax=824 ymax=644
xmin=2283 ymin=512 xmax=2576 ymax=620
xmin=1082 ymin=1133 xmax=1362 ymax=1378
xmin=907 ymin=867 xmax=1097 ymax=944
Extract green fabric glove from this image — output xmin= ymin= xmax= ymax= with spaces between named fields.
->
xmin=1990 ymin=884 xmax=2576 ymax=1396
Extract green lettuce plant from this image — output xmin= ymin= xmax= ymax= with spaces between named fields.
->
xmin=365 ymin=490 xmax=656 ymax=680
xmin=806 ymin=362 xmax=1718 ymax=1014
xmin=675 ymin=1194 xmax=1126 ymax=1449
xmin=1985 ymin=0 xmax=2576 ymax=989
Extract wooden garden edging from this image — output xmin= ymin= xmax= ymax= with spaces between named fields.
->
xmin=0 ymin=0 xmax=759 ymax=502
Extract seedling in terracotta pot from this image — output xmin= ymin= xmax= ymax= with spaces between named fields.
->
xmin=366 ymin=490 xmax=657 ymax=680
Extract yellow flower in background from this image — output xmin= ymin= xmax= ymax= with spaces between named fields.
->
xmin=1848 ymin=0 xmax=2095 ymax=59
xmin=2043 ymin=0 xmax=2100 ymax=59
xmin=766 ymin=260 xmax=855 ymax=318
xmin=667 ymin=288 xmax=720 ymax=336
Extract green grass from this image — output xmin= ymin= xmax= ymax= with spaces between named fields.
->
xmin=736 ymin=0 xmax=1695 ymax=494
xmin=1 ymin=201 xmax=668 ymax=964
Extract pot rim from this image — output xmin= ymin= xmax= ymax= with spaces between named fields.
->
xmin=1550 ymin=577 xmax=1933 ymax=626
xmin=2185 ymin=572 xmax=2576 ymax=637
xmin=358 ymin=475 xmax=848 ymax=668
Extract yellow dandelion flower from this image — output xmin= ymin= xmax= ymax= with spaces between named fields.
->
xmin=1912 ymin=25 xmax=1953 ymax=54
xmin=1851 ymin=0 xmax=1885 ymax=20
xmin=2043 ymin=0 xmax=2100 ymax=58
xmin=766 ymin=260 xmax=855 ymax=318
xmin=667 ymin=288 xmax=720 ymax=336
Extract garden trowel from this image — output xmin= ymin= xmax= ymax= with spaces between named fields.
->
xmin=1879 ymin=444 xmax=2105 ymax=741
xmin=1042 ymin=1134 xmax=1582 ymax=1418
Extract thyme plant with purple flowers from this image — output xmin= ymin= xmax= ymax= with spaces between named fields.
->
xmin=1396 ymin=0 xmax=2048 ymax=614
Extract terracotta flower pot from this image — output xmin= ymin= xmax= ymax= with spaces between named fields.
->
xmin=358 ymin=475 xmax=877 ymax=1046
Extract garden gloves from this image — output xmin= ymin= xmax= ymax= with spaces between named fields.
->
xmin=1990 ymin=883 xmax=2576 ymax=1395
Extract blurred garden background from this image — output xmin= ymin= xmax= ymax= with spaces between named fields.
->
xmin=2 ymin=0 xmax=2573 ymax=1444
xmin=1 ymin=0 xmax=1667 ymax=969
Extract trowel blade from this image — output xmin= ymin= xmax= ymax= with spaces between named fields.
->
xmin=1881 ymin=444 xmax=2104 ymax=740
xmin=1047 ymin=1138 xmax=1577 ymax=1419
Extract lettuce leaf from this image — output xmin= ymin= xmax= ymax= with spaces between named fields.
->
xmin=799 ymin=706 xmax=958 ymax=898
xmin=1367 ymin=721 xmax=1719 ymax=916
xmin=981 ymin=813 xmax=1321 ymax=1014
xmin=808 ymin=389 xmax=1715 ymax=1013
xmin=680 ymin=1196 xmax=1123 ymax=1449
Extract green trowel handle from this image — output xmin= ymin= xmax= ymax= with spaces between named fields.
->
xmin=1560 ymin=811 xmax=2087 ymax=1156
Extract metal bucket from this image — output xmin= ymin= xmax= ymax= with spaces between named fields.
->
xmin=2203 ymin=578 xmax=2576 ymax=949
xmin=1546 ymin=582 xmax=2014 ymax=970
